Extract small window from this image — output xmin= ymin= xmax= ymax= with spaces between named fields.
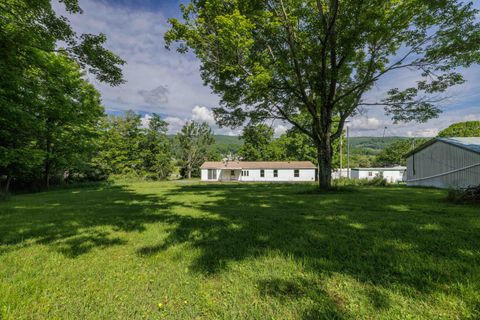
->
xmin=294 ymin=169 xmax=299 ymax=177
xmin=241 ymin=170 xmax=249 ymax=177
xmin=260 ymin=169 xmax=265 ymax=177
xmin=368 ymin=172 xmax=373 ymax=176
xmin=231 ymin=170 xmax=235 ymax=177
xmin=208 ymin=169 xmax=217 ymax=180
xmin=273 ymin=169 xmax=278 ymax=178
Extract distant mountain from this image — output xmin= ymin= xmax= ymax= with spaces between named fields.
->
xmin=170 ymin=133 xmax=423 ymax=159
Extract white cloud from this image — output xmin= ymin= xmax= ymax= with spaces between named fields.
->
xmin=350 ymin=117 xmax=384 ymax=130
xmin=54 ymin=0 xmax=480 ymax=137
xmin=274 ymin=124 xmax=289 ymax=136
xmin=191 ymin=105 xmax=215 ymax=124
xmin=164 ymin=116 xmax=186 ymax=134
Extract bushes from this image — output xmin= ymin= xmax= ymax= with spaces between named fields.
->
xmin=333 ymin=177 xmax=389 ymax=187
xmin=446 ymin=186 xmax=480 ymax=204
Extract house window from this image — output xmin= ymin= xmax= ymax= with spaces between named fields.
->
xmin=260 ymin=169 xmax=265 ymax=177
xmin=241 ymin=170 xmax=249 ymax=177
xmin=230 ymin=170 xmax=235 ymax=177
xmin=273 ymin=169 xmax=278 ymax=178
xmin=294 ymin=169 xmax=299 ymax=177
xmin=208 ymin=169 xmax=217 ymax=180
xmin=368 ymin=172 xmax=373 ymax=176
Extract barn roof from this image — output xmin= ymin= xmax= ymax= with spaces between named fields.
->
xmin=200 ymin=161 xmax=316 ymax=169
xmin=406 ymin=137 xmax=480 ymax=157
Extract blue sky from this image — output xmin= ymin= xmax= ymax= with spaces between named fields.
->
xmin=56 ymin=0 xmax=480 ymax=136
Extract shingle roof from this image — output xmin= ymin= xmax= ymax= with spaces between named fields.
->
xmin=406 ymin=137 xmax=480 ymax=156
xmin=200 ymin=161 xmax=316 ymax=169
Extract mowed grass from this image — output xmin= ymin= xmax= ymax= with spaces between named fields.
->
xmin=1 ymin=181 xmax=479 ymax=319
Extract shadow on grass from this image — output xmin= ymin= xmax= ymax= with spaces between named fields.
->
xmin=1 ymin=182 xmax=479 ymax=317
xmin=135 ymin=183 xmax=480 ymax=317
xmin=0 ymin=185 xmax=175 ymax=257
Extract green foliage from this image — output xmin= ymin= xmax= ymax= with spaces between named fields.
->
xmin=0 ymin=53 xmax=105 ymax=191
xmin=175 ymin=121 xmax=215 ymax=178
xmin=438 ymin=121 xmax=480 ymax=137
xmin=166 ymin=0 xmax=480 ymax=187
xmin=0 ymin=0 xmax=125 ymax=86
xmin=1 ymin=181 xmax=480 ymax=318
xmin=374 ymin=138 xmax=429 ymax=166
xmin=93 ymin=112 xmax=174 ymax=180
xmin=333 ymin=177 xmax=389 ymax=187
xmin=446 ymin=186 xmax=480 ymax=204
xmin=238 ymin=124 xmax=276 ymax=160
xmin=0 ymin=0 xmax=124 ymax=192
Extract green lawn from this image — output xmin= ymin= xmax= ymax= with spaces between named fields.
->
xmin=1 ymin=181 xmax=479 ymax=319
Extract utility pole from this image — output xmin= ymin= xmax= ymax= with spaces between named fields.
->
xmin=347 ymin=125 xmax=350 ymax=179
xmin=339 ymin=136 xmax=343 ymax=178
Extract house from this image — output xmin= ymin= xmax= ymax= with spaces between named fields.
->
xmin=350 ymin=167 xmax=406 ymax=183
xmin=200 ymin=161 xmax=316 ymax=182
xmin=331 ymin=168 xmax=351 ymax=179
xmin=406 ymin=137 xmax=480 ymax=188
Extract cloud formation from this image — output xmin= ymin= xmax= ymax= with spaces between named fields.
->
xmin=56 ymin=0 xmax=480 ymax=136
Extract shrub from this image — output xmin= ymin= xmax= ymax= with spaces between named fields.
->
xmin=333 ymin=177 xmax=389 ymax=187
xmin=446 ymin=186 xmax=480 ymax=204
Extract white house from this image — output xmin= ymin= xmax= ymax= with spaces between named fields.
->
xmin=350 ymin=167 xmax=406 ymax=183
xmin=406 ymin=137 xmax=480 ymax=188
xmin=200 ymin=161 xmax=316 ymax=182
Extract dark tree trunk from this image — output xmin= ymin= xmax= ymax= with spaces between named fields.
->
xmin=317 ymin=139 xmax=333 ymax=189
xmin=5 ymin=174 xmax=11 ymax=193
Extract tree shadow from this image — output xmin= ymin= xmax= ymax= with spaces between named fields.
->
xmin=0 ymin=184 xmax=174 ymax=257
xmin=135 ymin=183 xmax=480 ymax=314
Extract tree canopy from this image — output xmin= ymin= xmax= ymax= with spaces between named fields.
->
xmin=175 ymin=121 xmax=216 ymax=179
xmin=165 ymin=0 xmax=480 ymax=188
xmin=438 ymin=121 xmax=480 ymax=137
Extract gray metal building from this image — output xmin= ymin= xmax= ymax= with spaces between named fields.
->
xmin=406 ymin=137 xmax=480 ymax=188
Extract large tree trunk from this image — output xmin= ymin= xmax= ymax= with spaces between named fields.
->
xmin=317 ymin=139 xmax=333 ymax=189
xmin=187 ymin=166 xmax=192 ymax=179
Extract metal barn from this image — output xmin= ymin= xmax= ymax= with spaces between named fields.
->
xmin=406 ymin=137 xmax=480 ymax=188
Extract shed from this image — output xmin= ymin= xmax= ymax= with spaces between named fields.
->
xmin=406 ymin=137 xmax=480 ymax=188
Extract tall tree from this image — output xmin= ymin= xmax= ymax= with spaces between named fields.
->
xmin=165 ymin=0 xmax=480 ymax=188
xmin=374 ymin=138 xmax=428 ymax=167
xmin=176 ymin=121 xmax=215 ymax=179
xmin=140 ymin=114 xmax=174 ymax=180
xmin=238 ymin=124 xmax=275 ymax=160
xmin=438 ymin=121 xmax=480 ymax=137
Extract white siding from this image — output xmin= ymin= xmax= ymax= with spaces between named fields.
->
xmin=201 ymin=168 xmax=315 ymax=182
xmin=406 ymin=141 xmax=480 ymax=188
xmin=351 ymin=169 xmax=405 ymax=182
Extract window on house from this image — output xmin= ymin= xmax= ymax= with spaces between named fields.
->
xmin=241 ymin=170 xmax=249 ymax=177
xmin=273 ymin=169 xmax=278 ymax=178
xmin=260 ymin=169 xmax=265 ymax=177
xmin=294 ymin=169 xmax=299 ymax=177
xmin=208 ymin=169 xmax=216 ymax=180
xmin=231 ymin=170 xmax=235 ymax=177
xmin=368 ymin=172 xmax=373 ymax=176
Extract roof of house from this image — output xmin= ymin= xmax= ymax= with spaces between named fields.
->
xmin=406 ymin=137 xmax=480 ymax=157
xmin=200 ymin=161 xmax=316 ymax=170
xmin=351 ymin=166 xmax=406 ymax=171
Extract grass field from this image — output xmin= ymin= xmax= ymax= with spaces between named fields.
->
xmin=1 ymin=181 xmax=479 ymax=319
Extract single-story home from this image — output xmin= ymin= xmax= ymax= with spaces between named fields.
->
xmin=350 ymin=167 xmax=406 ymax=183
xmin=200 ymin=161 xmax=316 ymax=182
xmin=406 ymin=137 xmax=480 ymax=188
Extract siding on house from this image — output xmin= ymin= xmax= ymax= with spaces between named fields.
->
xmin=350 ymin=167 xmax=406 ymax=183
xmin=406 ymin=138 xmax=480 ymax=188
xmin=200 ymin=161 xmax=316 ymax=182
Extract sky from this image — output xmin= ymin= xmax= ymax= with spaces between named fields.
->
xmin=55 ymin=0 xmax=480 ymax=137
